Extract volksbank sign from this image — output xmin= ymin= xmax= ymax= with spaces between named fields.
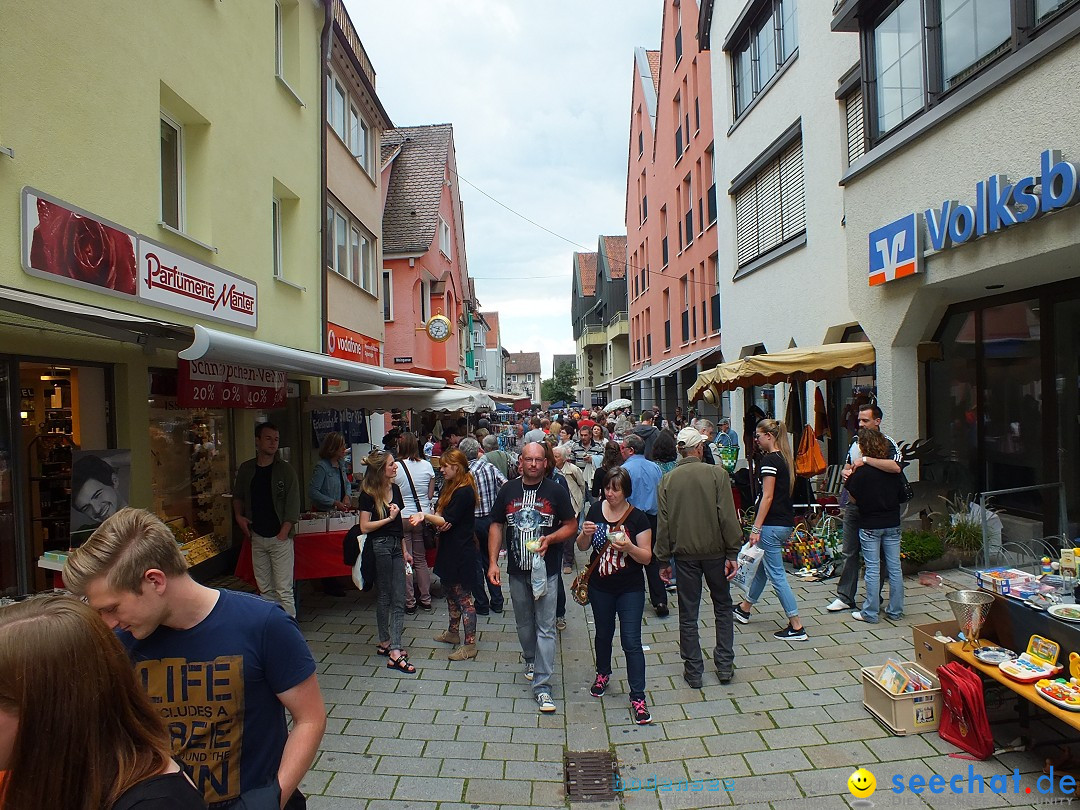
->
xmin=868 ymin=150 xmax=1080 ymax=287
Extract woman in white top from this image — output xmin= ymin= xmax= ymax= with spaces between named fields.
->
xmin=394 ymin=432 xmax=436 ymax=613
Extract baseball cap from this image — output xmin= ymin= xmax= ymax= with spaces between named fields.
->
xmin=676 ymin=427 xmax=705 ymax=449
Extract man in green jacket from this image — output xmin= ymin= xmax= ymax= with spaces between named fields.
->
xmin=233 ymin=422 xmax=301 ymax=616
xmin=655 ymin=426 xmax=743 ymax=688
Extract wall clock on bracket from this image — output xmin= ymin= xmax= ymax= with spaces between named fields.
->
xmin=424 ymin=314 xmax=453 ymax=342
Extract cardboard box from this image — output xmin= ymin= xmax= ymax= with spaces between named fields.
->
xmin=976 ymin=567 xmax=1034 ymax=596
xmin=296 ymin=516 xmax=327 ymax=535
xmin=862 ymin=661 xmax=942 ymax=736
xmin=912 ymin=620 xmax=960 ymax=671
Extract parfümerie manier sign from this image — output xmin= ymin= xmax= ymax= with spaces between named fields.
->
xmin=868 ymin=150 xmax=1080 ymax=287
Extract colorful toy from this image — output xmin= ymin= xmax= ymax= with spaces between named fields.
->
xmin=1035 ymin=656 xmax=1080 ymax=711
xmin=999 ymin=635 xmax=1062 ymax=683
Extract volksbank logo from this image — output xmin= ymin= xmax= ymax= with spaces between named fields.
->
xmin=868 ymin=149 xmax=1080 ymax=287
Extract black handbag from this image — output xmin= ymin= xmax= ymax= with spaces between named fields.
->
xmin=898 ymin=468 xmax=914 ymax=503
xmin=401 ymin=461 xmax=438 ymax=550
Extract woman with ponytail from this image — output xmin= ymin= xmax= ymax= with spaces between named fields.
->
xmin=733 ymin=419 xmax=808 ymax=641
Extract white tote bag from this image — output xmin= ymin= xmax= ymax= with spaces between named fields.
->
xmin=731 ymin=542 xmax=764 ymax=597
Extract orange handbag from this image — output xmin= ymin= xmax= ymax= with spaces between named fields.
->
xmin=794 ymin=424 xmax=827 ymax=477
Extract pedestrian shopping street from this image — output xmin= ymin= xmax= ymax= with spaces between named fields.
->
xmin=275 ymin=559 xmax=1064 ymax=810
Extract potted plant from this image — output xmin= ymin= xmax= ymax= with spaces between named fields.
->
xmin=934 ymin=493 xmax=993 ymax=566
xmin=900 ymin=529 xmax=946 ymax=575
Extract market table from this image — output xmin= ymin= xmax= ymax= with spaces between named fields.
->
xmin=234 ymin=530 xmax=352 ymax=584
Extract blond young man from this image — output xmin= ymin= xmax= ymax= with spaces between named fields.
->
xmin=64 ymin=508 xmax=325 ymax=810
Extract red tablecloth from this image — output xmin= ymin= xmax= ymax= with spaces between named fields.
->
xmin=235 ymin=531 xmax=352 ymax=584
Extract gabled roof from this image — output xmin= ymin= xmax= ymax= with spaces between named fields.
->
xmin=575 ymin=251 xmax=598 ymax=296
xmin=506 ymin=352 xmax=541 ymax=375
xmin=483 ymin=311 xmax=500 ymax=348
xmin=601 ymin=236 xmax=627 ymax=280
xmin=646 ymin=50 xmax=661 ymax=93
xmin=382 ymin=124 xmax=454 ymax=255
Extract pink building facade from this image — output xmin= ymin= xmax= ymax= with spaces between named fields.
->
xmin=625 ymin=0 xmax=722 ymax=417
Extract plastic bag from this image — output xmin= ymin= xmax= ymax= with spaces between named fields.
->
xmin=531 ymin=552 xmax=548 ymax=599
xmin=731 ymin=542 xmax=764 ymax=597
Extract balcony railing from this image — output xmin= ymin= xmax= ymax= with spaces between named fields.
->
xmin=608 ymin=310 xmax=627 ymax=327
xmin=333 ymin=0 xmax=376 ymax=86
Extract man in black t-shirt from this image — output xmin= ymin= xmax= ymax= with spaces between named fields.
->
xmin=488 ymin=443 xmax=576 ymax=714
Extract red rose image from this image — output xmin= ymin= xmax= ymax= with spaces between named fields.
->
xmin=29 ymin=198 xmax=136 ymax=295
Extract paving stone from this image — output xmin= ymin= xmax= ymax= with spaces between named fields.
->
xmin=703 ymin=730 xmax=767 ymax=756
xmin=644 ymin=737 xmax=709 ymax=762
xmin=505 ymin=758 xmax=563 ymax=781
xmin=306 ymin=797 xmax=374 ymax=809
xmin=682 ymin=754 xmax=752 ymax=780
xmin=660 ymin=716 xmax=719 ymax=739
xmin=365 ymin=737 xmax=426 ymax=757
xmin=743 ymin=746 xmax=812 ymax=774
xmin=373 ymin=755 xmax=441 ymax=777
xmin=824 ymin=717 xmax=891 ymax=742
xmin=463 ymin=777 xmax=532 ymax=805
xmin=768 ymin=705 xmax=834 ymax=727
xmin=865 ymin=733 xmax=940 ymax=760
xmin=314 ymin=751 xmax=378 ymax=774
xmin=323 ymin=772 xmax=398 ymax=799
xmin=728 ymin=772 xmax=802 ymax=802
xmin=438 ymin=756 xmax=505 ymax=779
xmin=761 ymin=724 xmax=828 ymax=749
xmin=792 ymin=763 xmax=865 ymax=796
xmin=391 ymin=775 xmax=462 ymax=802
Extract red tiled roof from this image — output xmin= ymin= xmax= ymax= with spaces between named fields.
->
xmin=483 ymin=311 xmax=500 ymax=348
xmin=646 ymin=50 xmax=661 ymax=93
xmin=382 ymin=124 xmax=454 ymax=254
xmin=576 ymin=252 xmax=598 ymax=296
xmin=602 ymin=236 xmax=627 ymax=279
xmin=506 ymin=352 xmax=541 ymax=375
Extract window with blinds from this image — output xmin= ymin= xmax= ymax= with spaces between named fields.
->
xmin=845 ymin=90 xmax=865 ymax=167
xmin=734 ymin=137 xmax=805 ymax=267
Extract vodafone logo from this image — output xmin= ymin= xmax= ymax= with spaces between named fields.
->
xmin=327 ymin=328 xmax=336 ymax=351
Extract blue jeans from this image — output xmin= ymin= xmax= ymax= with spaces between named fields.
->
xmin=589 ymin=586 xmax=646 ymax=700
xmin=509 ymin=573 xmax=558 ymax=697
xmin=745 ymin=525 xmax=800 ymax=619
xmin=859 ymin=527 xmax=904 ymax=622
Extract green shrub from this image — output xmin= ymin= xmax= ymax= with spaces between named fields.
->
xmin=901 ymin=530 xmax=946 ymax=565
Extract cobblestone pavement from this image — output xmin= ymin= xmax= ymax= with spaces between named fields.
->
xmin=280 ymin=559 xmax=1072 ymax=810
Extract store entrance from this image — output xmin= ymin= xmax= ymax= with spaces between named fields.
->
xmin=16 ymin=361 xmax=112 ymax=592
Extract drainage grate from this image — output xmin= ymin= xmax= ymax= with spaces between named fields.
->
xmin=564 ymin=750 xmax=618 ymax=802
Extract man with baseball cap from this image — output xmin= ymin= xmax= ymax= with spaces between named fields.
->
xmin=655 ymin=427 xmax=743 ymax=688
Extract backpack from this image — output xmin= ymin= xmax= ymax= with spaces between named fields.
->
xmin=937 ymin=662 xmax=994 ymax=759
xmin=343 ymin=525 xmax=375 ymax=591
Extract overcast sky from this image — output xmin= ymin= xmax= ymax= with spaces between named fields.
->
xmin=348 ymin=0 xmax=661 ymax=379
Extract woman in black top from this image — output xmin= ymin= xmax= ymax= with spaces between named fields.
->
xmin=409 ymin=448 xmax=480 ymax=661
xmin=358 ymin=450 xmax=413 ymax=672
xmin=591 ymin=441 xmax=623 ymax=500
xmin=734 ymin=419 xmax=808 ymax=642
xmin=577 ymin=467 xmax=655 ymax=725
xmin=845 ymin=428 xmax=904 ymax=622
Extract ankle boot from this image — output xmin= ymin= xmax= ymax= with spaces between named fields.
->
xmin=448 ymin=643 xmax=477 ymax=661
xmin=434 ymin=630 xmax=460 ymax=645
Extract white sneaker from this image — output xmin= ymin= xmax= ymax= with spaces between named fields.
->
xmin=536 ymin=692 xmax=556 ymax=713
xmin=826 ymin=598 xmax=851 ymax=612
xmin=851 ymin=611 xmax=877 ymax=623
xmin=524 ymin=663 xmax=535 ymax=681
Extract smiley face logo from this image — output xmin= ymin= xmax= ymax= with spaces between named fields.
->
xmin=848 ymin=767 xmax=876 ymax=798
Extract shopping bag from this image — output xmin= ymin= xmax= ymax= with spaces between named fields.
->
xmin=795 ymin=424 xmax=827 ymax=477
xmin=531 ymin=552 xmax=548 ymax=599
xmin=731 ymin=542 xmax=764 ymax=596
xmin=349 ymin=531 xmax=375 ymax=592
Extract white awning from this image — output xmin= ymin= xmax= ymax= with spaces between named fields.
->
xmin=304 ymin=386 xmax=492 ymax=413
xmin=180 ymin=325 xmax=445 ymax=389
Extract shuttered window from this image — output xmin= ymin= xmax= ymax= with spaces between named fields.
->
xmin=734 ymin=137 xmax=805 ymax=268
xmin=845 ymin=89 xmax=865 ymax=167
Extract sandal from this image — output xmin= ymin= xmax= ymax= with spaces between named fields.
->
xmin=387 ymin=654 xmax=416 ymax=674
xmin=376 ymin=644 xmax=391 ymax=656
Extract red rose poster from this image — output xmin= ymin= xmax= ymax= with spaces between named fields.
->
xmin=22 ymin=189 xmax=137 ymax=296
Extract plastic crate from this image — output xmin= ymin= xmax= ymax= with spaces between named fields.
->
xmin=861 ymin=660 xmax=942 ymax=736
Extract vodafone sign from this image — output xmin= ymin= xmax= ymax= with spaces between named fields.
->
xmin=326 ymin=322 xmax=381 ymax=365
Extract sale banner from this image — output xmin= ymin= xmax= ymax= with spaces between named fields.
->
xmin=177 ymin=360 xmax=287 ymax=409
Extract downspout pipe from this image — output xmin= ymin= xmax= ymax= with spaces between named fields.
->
xmin=320 ymin=0 xmax=333 ymax=393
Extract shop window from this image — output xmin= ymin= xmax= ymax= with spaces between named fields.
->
xmin=1055 ymin=296 xmax=1080 ymax=533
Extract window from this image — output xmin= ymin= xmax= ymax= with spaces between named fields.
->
xmin=1038 ymin=0 xmax=1078 ymax=21
xmin=160 ymin=115 xmax=182 ymax=229
xmin=274 ymin=2 xmax=284 ymax=77
xmin=272 ymin=198 xmax=283 ymax=279
xmin=734 ymin=136 xmax=805 ymax=268
xmin=439 ymin=219 xmax=452 ymax=259
xmin=661 ymin=207 xmax=669 ymax=266
xmin=334 ymin=211 xmax=347 ymax=279
xmin=382 ymin=270 xmax=393 ymax=321
xmin=706 ymin=144 xmax=717 ymax=225
xmin=940 ymin=0 xmax=1011 ymax=89
xmin=674 ymin=94 xmax=684 ymax=158
xmin=731 ymin=0 xmax=798 ymax=118
xmin=420 ymin=279 xmax=431 ymax=323
xmin=329 ymin=76 xmax=346 ymax=142
xmin=873 ymin=0 xmax=925 ymax=135
xmin=683 ymin=176 xmax=694 ymax=248
xmin=326 ymin=201 xmax=377 ymax=293
xmin=844 ymin=88 xmax=866 ymax=166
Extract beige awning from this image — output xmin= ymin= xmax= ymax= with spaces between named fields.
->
xmin=688 ymin=343 xmax=875 ymax=402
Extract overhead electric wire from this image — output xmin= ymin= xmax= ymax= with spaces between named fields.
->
xmin=451 ymin=167 xmax=725 ymax=292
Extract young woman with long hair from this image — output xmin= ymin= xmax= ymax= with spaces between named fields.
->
xmin=358 ymin=449 xmax=414 ymax=673
xmin=734 ymin=419 xmax=807 ymax=641
xmin=409 ymin=448 xmax=480 ymax=660
xmin=0 ymin=594 xmax=205 ymax=810
xmin=394 ymin=432 xmax=436 ymax=613
xmin=591 ymin=441 xmax=624 ymax=500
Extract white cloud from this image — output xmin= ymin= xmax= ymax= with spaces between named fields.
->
xmin=347 ymin=0 xmax=658 ymax=377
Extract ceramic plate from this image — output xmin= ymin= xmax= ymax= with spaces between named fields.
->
xmin=973 ymin=646 xmax=1018 ymax=664
xmin=1048 ymin=604 xmax=1080 ymax=622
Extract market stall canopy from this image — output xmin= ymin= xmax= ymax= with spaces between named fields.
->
xmin=304 ymin=386 xmax=494 ymax=413
xmin=688 ymin=343 xmax=876 ymax=402
xmin=181 ymin=325 xmax=444 ymax=389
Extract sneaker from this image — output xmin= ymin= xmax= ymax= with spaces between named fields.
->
xmin=490 ymin=602 xmax=503 ymax=613
xmin=556 ymin=616 xmax=567 ymax=631
xmin=851 ymin=611 xmax=877 ymax=624
xmin=732 ymin=605 xmax=750 ymax=625
xmin=631 ymin=698 xmax=652 ymax=725
xmin=826 ymin=598 xmax=852 ymax=613
xmin=654 ymin=604 xmax=670 ymax=618
xmin=774 ymin=624 xmax=808 ymax=641
xmin=717 ymin=667 xmax=735 ymax=685
xmin=682 ymin=672 xmax=702 ymax=689
xmin=590 ymin=673 xmax=610 ymax=697
xmin=476 ymin=606 xmax=490 ymax=616
xmin=536 ymin=692 xmax=556 ymax=713
xmin=404 ymin=604 xmax=418 ymax=615
xmin=665 ymin=582 xmax=678 ymax=593
xmin=524 ymin=663 xmax=535 ymax=682
xmin=419 ymin=601 xmax=434 ymax=612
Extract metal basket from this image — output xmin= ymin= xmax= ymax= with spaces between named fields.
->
xmin=946 ymin=589 xmax=994 ymax=649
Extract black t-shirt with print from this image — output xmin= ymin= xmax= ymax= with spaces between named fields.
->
xmin=490 ymin=478 xmax=574 ymax=577
xmin=756 ymin=451 xmax=795 ymax=527
xmin=584 ymin=501 xmax=650 ymax=594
